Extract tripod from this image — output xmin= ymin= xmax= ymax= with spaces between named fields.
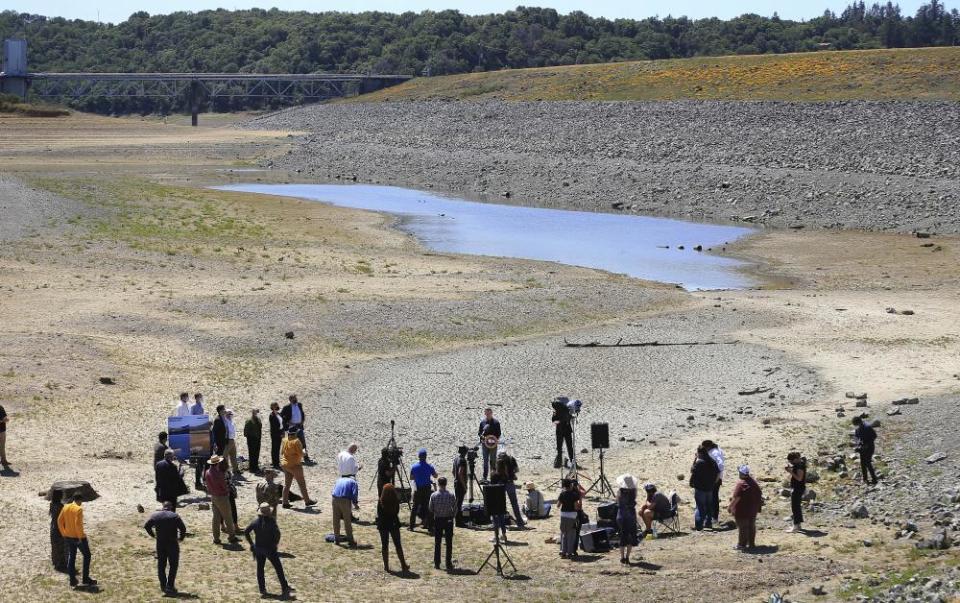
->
xmin=584 ymin=448 xmax=615 ymax=499
xmin=548 ymin=414 xmax=589 ymax=490
xmin=477 ymin=527 xmax=517 ymax=577
xmin=370 ymin=420 xmax=413 ymax=509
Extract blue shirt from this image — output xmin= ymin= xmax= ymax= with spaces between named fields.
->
xmin=190 ymin=402 xmax=204 ymax=415
xmin=331 ymin=477 xmax=359 ymax=504
xmin=410 ymin=460 xmax=436 ymax=488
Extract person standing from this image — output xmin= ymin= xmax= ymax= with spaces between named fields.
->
xmin=487 ymin=471 xmax=510 ymax=544
xmin=689 ymin=446 xmax=719 ymax=530
xmin=728 ymin=465 xmax=763 ymax=551
xmin=702 ymin=439 xmax=726 ymax=525
xmin=244 ymin=503 xmax=293 ymax=598
xmin=377 ymin=484 xmax=409 ymax=573
xmin=495 ymin=451 xmax=526 ymax=529
xmin=203 ymin=455 xmax=239 ymax=545
xmin=173 ymin=393 xmax=190 ymax=417
xmin=256 ymin=469 xmax=282 ymax=518
xmin=143 ymin=500 xmax=186 ymax=595
xmin=57 ymin=494 xmax=97 ymax=588
xmin=331 ymin=475 xmax=359 ymax=546
xmin=211 ymin=405 xmax=227 ymax=455
xmin=280 ymin=394 xmax=308 ymax=462
xmin=244 ymin=409 xmax=262 ymax=474
xmin=853 ymin=416 xmax=879 ymax=485
xmin=551 ymin=398 xmax=575 ymax=469
xmin=477 ymin=408 xmax=501 ymax=481
xmin=337 ymin=443 xmax=361 ymax=477
xmin=785 ymin=452 xmax=807 ymax=533
xmin=376 ymin=448 xmax=396 ymax=497
xmin=452 ymin=446 xmax=468 ymax=526
xmin=409 ymin=448 xmax=437 ymax=531
xmin=190 ymin=393 xmax=205 ymax=415
xmin=268 ymin=402 xmax=282 ymax=469
xmin=153 ymin=432 xmax=170 ymax=466
xmin=280 ymin=427 xmax=316 ymax=509
xmin=0 ymin=403 xmax=8 ymax=468
xmin=155 ymin=449 xmax=186 ymax=507
xmin=557 ymin=479 xmax=581 ymax=559
xmin=615 ymin=474 xmax=639 ymax=564
xmin=429 ymin=476 xmax=457 ymax=571
xmin=224 ymin=409 xmax=240 ymax=475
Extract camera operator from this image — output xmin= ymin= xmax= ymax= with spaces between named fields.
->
xmin=552 ymin=397 xmax=575 ymax=469
xmin=409 ymin=448 xmax=437 ymax=532
xmin=452 ymin=446 xmax=469 ymax=526
xmin=493 ymin=450 xmax=526 ymax=529
xmin=477 ymin=408 xmax=501 ymax=481
xmin=376 ymin=447 xmax=396 ymax=497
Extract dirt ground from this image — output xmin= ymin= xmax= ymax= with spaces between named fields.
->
xmin=0 ymin=112 xmax=958 ymax=602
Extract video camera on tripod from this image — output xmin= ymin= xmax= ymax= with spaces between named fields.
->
xmin=373 ymin=420 xmax=413 ymax=505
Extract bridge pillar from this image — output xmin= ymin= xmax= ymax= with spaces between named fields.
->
xmin=0 ymin=76 xmax=28 ymax=100
xmin=189 ymin=80 xmax=199 ymax=127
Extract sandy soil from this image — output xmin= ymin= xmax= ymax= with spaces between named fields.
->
xmin=0 ymin=112 xmax=958 ymax=602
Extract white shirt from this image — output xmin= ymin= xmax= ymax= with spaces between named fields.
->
xmin=708 ymin=447 xmax=726 ymax=479
xmin=290 ymin=404 xmax=303 ymax=425
xmin=337 ymin=450 xmax=359 ymax=476
xmin=225 ymin=416 xmax=236 ymax=439
xmin=174 ymin=401 xmax=190 ymax=417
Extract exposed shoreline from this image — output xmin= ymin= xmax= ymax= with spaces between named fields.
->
xmin=246 ymin=99 xmax=960 ymax=235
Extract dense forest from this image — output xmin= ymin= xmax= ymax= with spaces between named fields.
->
xmin=2 ymin=2 xmax=958 ymax=112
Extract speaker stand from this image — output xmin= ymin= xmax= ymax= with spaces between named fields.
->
xmin=584 ymin=448 xmax=615 ymax=499
xmin=477 ymin=531 xmax=517 ymax=577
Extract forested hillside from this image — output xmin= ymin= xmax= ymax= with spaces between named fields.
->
xmin=1 ymin=2 xmax=958 ymax=112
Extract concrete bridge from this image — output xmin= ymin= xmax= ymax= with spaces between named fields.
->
xmin=1 ymin=39 xmax=411 ymax=125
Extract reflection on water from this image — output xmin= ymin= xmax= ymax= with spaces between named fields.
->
xmin=215 ymin=183 xmax=755 ymax=291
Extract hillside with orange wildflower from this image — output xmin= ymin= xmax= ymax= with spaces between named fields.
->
xmin=355 ymin=47 xmax=960 ymax=102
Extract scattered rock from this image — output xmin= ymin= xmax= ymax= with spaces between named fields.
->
xmin=811 ymin=584 xmax=827 ymax=596
xmin=886 ymin=407 xmax=902 ymax=416
xmin=136 ymin=504 xmax=145 ymax=513
xmin=926 ymin=452 xmax=947 ymax=464
xmin=891 ymin=397 xmax=920 ymax=405
xmin=915 ymin=530 xmax=952 ymax=550
xmin=284 ymin=331 xmax=295 ymax=339
xmin=849 ymin=502 xmax=870 ymax=519
xmin=98 ymin=377 xmax=116 ymax=385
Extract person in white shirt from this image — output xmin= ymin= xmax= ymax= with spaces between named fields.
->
xmin=224 ymin=409 xmax=240 ymax=475
xmin=337 ymin=444 xmax=361 ymax=477
xmin=702 ymin=439 xmax=725 ymax=524
xmin=173 ymin=393 xmax=191 ymax=417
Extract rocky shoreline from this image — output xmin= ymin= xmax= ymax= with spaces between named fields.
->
xmin=246 ymin=100 xmax=960 ymax=234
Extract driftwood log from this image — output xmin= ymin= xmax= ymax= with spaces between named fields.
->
xmin=563 ymin=338 xmax=739 ymax=348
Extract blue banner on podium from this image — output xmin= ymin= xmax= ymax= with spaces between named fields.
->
xmin=167 ymin=415 xmax=212 ymax=462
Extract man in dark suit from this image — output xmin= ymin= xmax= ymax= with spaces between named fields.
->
xmin=211 ymin=405 xmax=227 ymax=455
xmin=269 ymin=402 xmax=283 ymax=469
xmin=155 ymin=450 xmax=187 ymax=507
xmin=280 ymin=395 xmax=308 ymax=462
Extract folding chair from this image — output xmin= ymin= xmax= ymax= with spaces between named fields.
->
xmin=653 ymin=491 xmax=682 ymax=534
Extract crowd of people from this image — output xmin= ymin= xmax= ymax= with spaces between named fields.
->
xmin=43 ymin=396 xmax=883 ymax=594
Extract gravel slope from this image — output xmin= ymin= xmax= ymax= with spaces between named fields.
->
xmin=246 ymin=100 xmax=960 ymax=233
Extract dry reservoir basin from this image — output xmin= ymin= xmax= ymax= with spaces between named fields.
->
xmin=215 ymin=183 xmax=755 ymax=291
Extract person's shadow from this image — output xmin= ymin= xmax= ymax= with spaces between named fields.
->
xmin=164 ymin=592 xmax=199 ymax=600
xmin=391 ymin=568 xmax=421 ymax=580
xmin=0 ymin=466 xmax=20 ymax=477
xmin=743 ymin=545 xmax=779 ymax=555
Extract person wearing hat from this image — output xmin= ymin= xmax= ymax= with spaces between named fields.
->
xmin=522 ymin=482 xmax=550 ymax=519
xmin=244 ymin=408 xmax=263 ymax=474
xmin=244 ymin=503 xmax=293 ymax=598
xmin=640 ymin=483 xmax=672 ymax=537
xmin=728 ymin=464 xmax=763 ymax=550
xmin=144 ymin=500 xmax=186 ymax=595
xmin=280 ymin=426 xmax=316 ymax=508
xmin=203 ymin=455 xmax=239 ymax=544
xmin=616 ymin=475 xmax=640 ymax=564
xmin=256 ymin=469 xmax=282 ymax=517
xmin=408 ymin=448 xmax=437 ymax=531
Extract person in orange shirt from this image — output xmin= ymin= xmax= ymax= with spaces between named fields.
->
xmin=280 ymin=427 xmax=316 ymax=509
xmin=57 ymin=494 xmax=97 ymax=588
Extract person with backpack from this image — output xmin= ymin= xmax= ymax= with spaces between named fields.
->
xmin=852 ymin=416 xmax=879 ymax=485
xmin=785 ymin=451 xmax=807 ymax=533
xmin=728 ymin=465 xmax=763 ymax=550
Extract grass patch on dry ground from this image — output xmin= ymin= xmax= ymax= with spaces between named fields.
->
xmin=355 ymin=47 xmax=960 ymax=103
xmin=0 ymin=93 xmax=70 ymax=117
